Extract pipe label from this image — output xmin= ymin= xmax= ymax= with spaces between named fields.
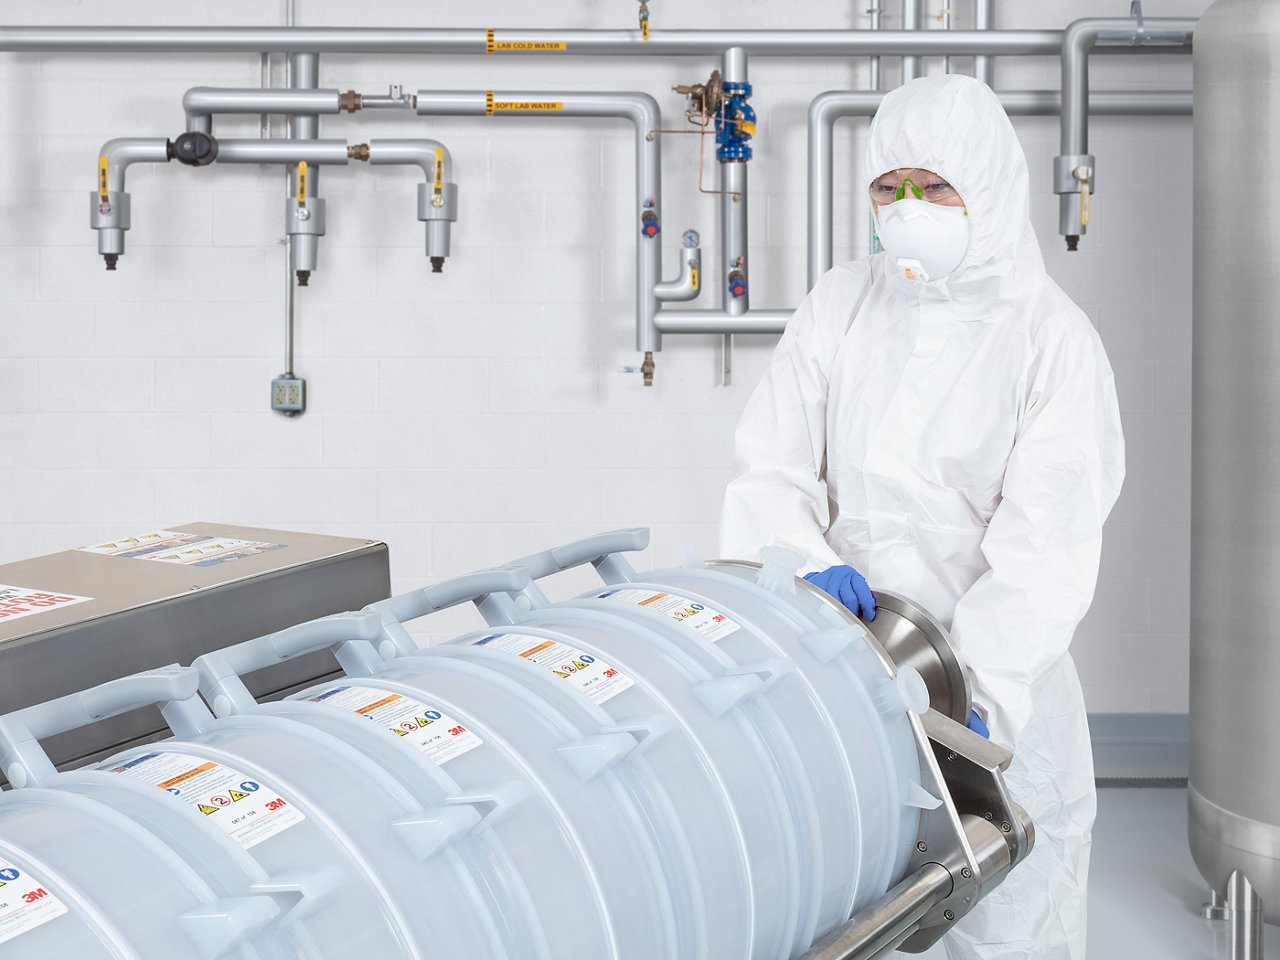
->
xmin=433 ymin=147 xmax=444 ymax=193
xmin=486 ymin=30 xmax=567 ymax=53
xmin=473 ymin=633 xmax=635 ymax=704
xmin=104 ymin=751 xmax=305 ymax=850
xmin=599 ymin=588 xmax=741 ymax=642
xmin=97 ymin=154 xmax=109 ymax=200
xmin=485 ymin=94 xmax=565 ymax=115
xmin=304 ymin=685 xmax=483 ymax=765
xmin=296 ymin=160 xmax=308 ymax=204
xmin=0 ymin=860 xmax=67 ymax=947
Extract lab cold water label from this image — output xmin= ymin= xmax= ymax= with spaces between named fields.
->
xmin=306 ymin=685 xmax=483 ymax=766
xmin=601 ymin=589 xmax=741 ymax=642
xmin=105 ymin=751 xmax=304 ymax=850
xmin=473 ymin=633 xmax=635 ymax=704
xmin=0 ymin=860 xmax=67 ymax=946
xmin=0 ymin=584 xmax=92 ymax=623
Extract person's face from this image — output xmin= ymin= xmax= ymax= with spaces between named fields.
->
xmin=869 ymin=168 xmax=965 ymax=207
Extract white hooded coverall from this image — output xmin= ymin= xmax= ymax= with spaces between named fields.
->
xmin=720 ymin=75 xmax=1125 ymax=959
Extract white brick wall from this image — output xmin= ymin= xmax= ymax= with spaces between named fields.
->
xmin=0 ymin=0 xmax=1206 ymax=710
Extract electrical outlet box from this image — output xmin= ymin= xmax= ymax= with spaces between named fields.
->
xmin=271 ymin=375 xmax=306 ymax=415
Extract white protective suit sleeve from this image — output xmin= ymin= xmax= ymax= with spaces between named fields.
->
xmin=719 ymin=265 xmax=870 ymax=572
xmin=948 ymin=303 xmax=1125 ymax=750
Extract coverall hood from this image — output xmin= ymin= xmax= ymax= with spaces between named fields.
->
xmin=867 ymin=74 xmax=1046 ymax=302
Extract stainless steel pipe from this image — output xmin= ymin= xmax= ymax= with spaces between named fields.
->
xmin=901 ymin=0 xmax=923 ymax=82
xmin=652 ymin=309 xmax=790 ymax=335
xmin=1056 ymin=17 xmax=1195 ymax=243
xmin=214 ymin=139 xmax=350 ymax=165
xmin=185 ymin=87 xmax=342 ymax=134
xmin=415 ymin=89 xmax=664 ymax=354
xmin=975 ymin=0 xmax=994 ymax=85
xmin=0 ymin=26 xmax=1064 ymax=57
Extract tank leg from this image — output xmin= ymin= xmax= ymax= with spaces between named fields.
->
xmin=1226 ymin=871 xmax=1263 ymax=960
xmin=1203 ymin=888 xmax=1229 ymax=921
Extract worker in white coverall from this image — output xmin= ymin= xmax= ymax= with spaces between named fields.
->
xmin=721 ymin=74 xmax=1124 ymax=959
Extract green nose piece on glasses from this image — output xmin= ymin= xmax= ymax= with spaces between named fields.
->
xmin=896 ymin=177 xmax=925 ymax=201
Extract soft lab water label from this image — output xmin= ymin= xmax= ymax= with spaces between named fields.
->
xmin=105 ymin=751 xmax=304 ymax=850
xmin=473 ymin=633 xmax=635 ymax=704
xmin=0 ymin=860 xmax=67 ymax=946
xmin=306 ymin=685 xmax=483 ymax=766
xmin=601 ymin=588 xmax=741 ymax=642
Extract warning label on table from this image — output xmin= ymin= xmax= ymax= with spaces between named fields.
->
xmin=104 ymin=751 xmax=304 ymax=850
xmin=600 ymin=588 xmax=741 ymax=642
xmin=473 ymin=633 xmax=634 ymax=704
xmin=0 ymin=860 xmax=67 ymax=946
xmin=305 ymin=685 xmax=483 ymax=766
xmin=0 ymin=585 xmax=92 ymax=624
xmin=79 ymin=530 xmax=284 ymax=567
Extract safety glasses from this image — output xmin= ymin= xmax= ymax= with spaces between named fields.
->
xmin=868 ymin=168 xmax=963 ymax=206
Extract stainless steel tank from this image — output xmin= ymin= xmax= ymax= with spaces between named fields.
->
xmin=1191 ymin=0 xmax=1280 ymax=928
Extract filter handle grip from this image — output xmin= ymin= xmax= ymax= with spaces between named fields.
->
xmin=1 ymin=665 xmax=197 ymax=743
xmin=0 ymin=665 xmax=201 ymax=787
xmin=366 ymin=568 xmax=531 ymax=624
xmin=194 ymin=611 xmax=387 ymax=717
xmin=507 ymin=527 xmax=649 ymax=583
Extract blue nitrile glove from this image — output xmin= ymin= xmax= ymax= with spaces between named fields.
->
xmin=966 ymin=708 xmax=990 ymax=739
xmin=803 ymin=565 xmax=876 ymax=621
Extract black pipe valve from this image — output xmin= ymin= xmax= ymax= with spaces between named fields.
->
xmin=170 ymin=132 xmax=219 ymax=166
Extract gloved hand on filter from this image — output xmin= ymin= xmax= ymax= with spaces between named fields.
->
xmin=803 ymin=565 xmax=876 ymax=621
xmin=966 ymin=708 xmax=990 ymax=739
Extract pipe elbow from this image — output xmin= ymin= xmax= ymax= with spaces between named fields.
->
xmin=1063 ymin=18 xmax=1103 ymax=57
xmin=98 ymin=137 xmax=172 ymax=191
xmin=621 ymin=92 xmax=661 ymax=135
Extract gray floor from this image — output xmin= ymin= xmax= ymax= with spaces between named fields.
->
xmin=900 ymin=786 xmax=1279 ymax=958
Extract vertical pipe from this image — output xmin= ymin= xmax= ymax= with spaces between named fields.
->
xmin=259 ymin=52 xmax=271 ymax=138
xmin=635 ymin=100 xmax=662 ymax=361
xmin=722 ymin=161 xmax=749 ymax=317
xmin=901 ymin=0 xmax=923 ymax=81
xmin=289 ymin=51 xmax=320 ymax=279
xmin=974 ymin=0 xmax=994 ymax=86
xmin=943 ymin=4 xmax=952 ymax=75
xmin=807 ymin=94 xmax=839 ymax=290
xmin=870 ymin=1 xmax=880 ymax=90
xmin=721 ymin=47 xmax=749 ymax=320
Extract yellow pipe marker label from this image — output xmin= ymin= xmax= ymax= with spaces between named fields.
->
xmin=98 ymin=155 xmax=109 ymax=199
xmin=296 ymin=161 xmax=308 ymax=204
xmin=433 ymin=147 xmax=444 ymax=193
xmin=485 ymin=92 xmax=565 ymax=114
xmin=486 ymin=29 xmax=567 ymax=52
xmin=642 ymin=21 xmax=650 ymax=40
xmin=690 ymin=266 xmax=699 ymax=292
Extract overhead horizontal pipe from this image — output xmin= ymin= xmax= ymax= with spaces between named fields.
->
xmin=0 ymin=26 xmax=1065 ymax=56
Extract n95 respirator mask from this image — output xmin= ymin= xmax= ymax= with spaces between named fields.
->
xmin=874 ymin=199 xmax=970 ymax=283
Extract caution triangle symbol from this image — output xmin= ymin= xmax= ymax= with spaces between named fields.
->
xmin=229 ymin=789 xmax=249 ymax=802
xmin=197 ymin=803 xmax=219 ymax=815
